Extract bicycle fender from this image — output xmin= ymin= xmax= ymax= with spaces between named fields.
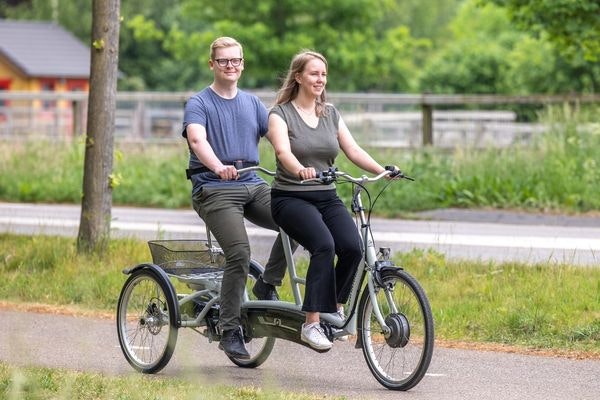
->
xmin=374 ymin=263 xmax=403 ymax=287
xmin=122 ymin=263 xmax=182 ymax=328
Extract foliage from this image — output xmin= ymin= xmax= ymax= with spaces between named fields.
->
xmin=2 ymin=0 xmax=599 ymax=94
xmin=118 ymin=0 xmax=193 ymax=91
xmin=487 ymin=0 xmax=600 ymax=61
xmin=380 ymin=0 xmax=463 ymax=43
xmin=161 ymin=0 xmax=430 ymax=91
xmin=417 ymin=0 xmax=600 ymax=95
xmin=419 ymin=40 xmax=509 ymax=94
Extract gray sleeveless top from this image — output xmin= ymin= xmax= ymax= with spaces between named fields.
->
xmin=269 ymin=102 xmax=340 ymax=191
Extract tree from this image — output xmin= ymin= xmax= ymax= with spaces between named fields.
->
xmin=487 ymin=0 xmax=600 ymax=61
xmin=418 ymin=0 xmax=600 ymax=95
xmin=158 ymin=0 xmax=429 ymax=92
xmin=77 ymin=0 xmax=121 ymax=254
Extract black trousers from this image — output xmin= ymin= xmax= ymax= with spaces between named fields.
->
xmin=271 ymin=189 xmax=362 ymax=313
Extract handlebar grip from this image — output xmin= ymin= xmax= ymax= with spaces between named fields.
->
xmin=384 ymin=165 xmax=401 ymax=177
xmin=385 ymin=165 xmax=415 ymax=181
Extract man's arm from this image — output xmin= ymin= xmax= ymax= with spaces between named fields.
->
xmin=186 ymin=123 xmax=239 ymax=180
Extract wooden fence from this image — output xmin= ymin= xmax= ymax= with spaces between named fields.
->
xmin=1 ymin=91 xmax=599 ymax=147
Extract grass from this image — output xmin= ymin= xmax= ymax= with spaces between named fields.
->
xmin=398 ymin=249 xmax=600 ymax=352
xmin=0 ymin=362 xmax=341 ymax=400
xmin=1 ymin=233 xmax=598 ymax=355
xmin=0 ymin=104 xmax=599 ymax=215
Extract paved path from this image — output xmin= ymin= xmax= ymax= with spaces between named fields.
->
xmin=1 ymin=309 xmax=599 ymax=400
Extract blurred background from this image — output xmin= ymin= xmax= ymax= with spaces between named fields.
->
xmin=0 ymin=0 xmax=598 ymax=147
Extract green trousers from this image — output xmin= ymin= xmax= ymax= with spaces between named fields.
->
xmin=192 ymin=183 xmax=289 ymax=331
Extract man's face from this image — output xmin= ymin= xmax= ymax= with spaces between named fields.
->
xmin=209 ymin=45 xmax=244 ymax=83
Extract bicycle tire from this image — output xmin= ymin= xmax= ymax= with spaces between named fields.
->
xmin=357 ymin=267 xmax=434 ymax=391
xmin=228 ymin=259 xmax=275 ymax=368
xmin=116 ymin=268 xmax=178 ymax=374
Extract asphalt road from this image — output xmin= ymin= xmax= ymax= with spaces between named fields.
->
xmin=1 ymin=202 xmax=599 ymax=266
xmin=1 ymin=309 xmax=599 ymax=400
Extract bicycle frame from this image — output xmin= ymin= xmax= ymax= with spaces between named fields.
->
xmin=161 ymin=167 xmax=399 ymax=338
xmin=268 ymin=170 xmax=395 ymax=337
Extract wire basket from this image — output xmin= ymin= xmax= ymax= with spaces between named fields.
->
xmin=148 ymin=240 xmax=226 ymax=276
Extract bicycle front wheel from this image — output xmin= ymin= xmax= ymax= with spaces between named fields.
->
xmin=358 ymin=268 xmax=434 ymax=391
xmin=116 ymin=268 xmax=178 ymax=374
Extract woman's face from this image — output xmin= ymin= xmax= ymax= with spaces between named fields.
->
xmin=295 ymin=58 xmax=327 ymax=98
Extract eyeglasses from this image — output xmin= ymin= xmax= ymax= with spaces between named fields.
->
xmin=214 ymin=58 xmax=243 ymax=67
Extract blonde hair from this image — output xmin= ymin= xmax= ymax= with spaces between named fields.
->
xmin=275 ymin=50 xmax=328 ymax=117
xmin=209 ymin=36 xmax=243 ymax=60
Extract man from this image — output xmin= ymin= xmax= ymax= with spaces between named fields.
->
xmin=182 ymin=37 xmax=290 ymax=359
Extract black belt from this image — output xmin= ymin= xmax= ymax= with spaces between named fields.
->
xmin=186 ymin=160 xmax=258 ymax=180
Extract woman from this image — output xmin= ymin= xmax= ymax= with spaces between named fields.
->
xmin=266 ymin=50 xmax=398 ymax=350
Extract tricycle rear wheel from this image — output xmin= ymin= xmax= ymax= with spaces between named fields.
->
xmin=117 ymin=268 xmax=178 ymax=373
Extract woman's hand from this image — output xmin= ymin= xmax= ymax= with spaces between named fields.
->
xmin=385 ymin=165 xmax=402 ymax=180
xmin=297 ymin=166 xmax=316 ymax=180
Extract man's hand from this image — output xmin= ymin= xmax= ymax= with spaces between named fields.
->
xmin=215 ymin=165 xmax=239 ymax=180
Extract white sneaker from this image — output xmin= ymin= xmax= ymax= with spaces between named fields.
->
xmin=335 ymin=306 xmax=349 ymax=342
xmin=301 ymin=322 xmax=332 ymax=350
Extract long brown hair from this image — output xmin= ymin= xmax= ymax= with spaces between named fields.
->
xmin=275 ymin=50 xmax=328 ymax=117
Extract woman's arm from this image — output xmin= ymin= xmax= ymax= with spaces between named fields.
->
xmin=337 ymin=116 xmax=386 ymax=175
xmin=266 ymin=113 xmax=316 ymax=180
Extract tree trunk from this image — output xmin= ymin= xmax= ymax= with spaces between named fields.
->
xmin=77 ymin=0 xmax=120 ymax=254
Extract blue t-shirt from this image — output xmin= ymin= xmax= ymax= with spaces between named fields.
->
xmin=182 ymin=87 xmax=268 ymax=193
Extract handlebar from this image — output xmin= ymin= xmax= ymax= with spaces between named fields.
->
xmin=237 ymin=165 xmax=275 ymax=176
xmin=236 ymin=165 xmax=414 ymax=184
xmin=301 ymin=166 xmax=414 ymax=184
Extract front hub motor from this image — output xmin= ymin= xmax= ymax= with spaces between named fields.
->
xmin=384 ymin=313 xmax=410 ymax=348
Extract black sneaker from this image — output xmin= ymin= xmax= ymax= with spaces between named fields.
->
xmin=218 ymin=327 xmax=250 ymax=359
xmin=252 ymin=276 xmax=279 ymax=300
